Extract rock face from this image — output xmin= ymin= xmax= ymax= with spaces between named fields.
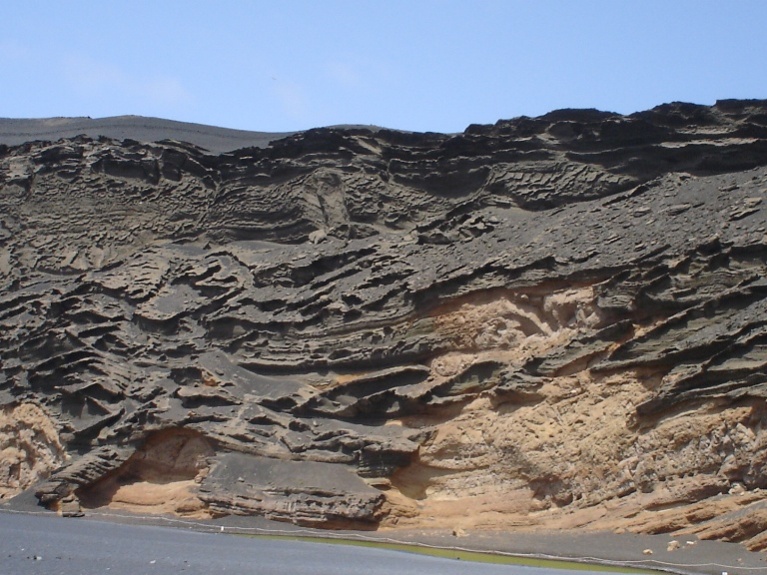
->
xmin=4 ymin=100 xmax=767 ymax=548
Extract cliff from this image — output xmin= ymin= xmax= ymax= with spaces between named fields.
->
xmin=3 ymin=101 xmax=767 ymax=549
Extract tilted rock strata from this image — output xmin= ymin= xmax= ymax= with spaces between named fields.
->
xmin=3 ymin=100 xmax=767 ymax=548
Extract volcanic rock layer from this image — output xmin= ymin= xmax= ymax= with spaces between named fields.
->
xmin=4 ymin=101 xmax=767 ymax=549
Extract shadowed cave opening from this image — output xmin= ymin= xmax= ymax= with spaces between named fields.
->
xmin=76 ymin=428 xmax=215 ymax=517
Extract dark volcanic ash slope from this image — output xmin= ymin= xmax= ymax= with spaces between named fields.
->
xmin=4 ymin=101 xmax=767 ymax=547
xmin=0 ymin=115 xmax=297 ymax=154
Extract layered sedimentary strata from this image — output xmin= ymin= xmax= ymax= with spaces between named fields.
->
xmin=3 ymin=101 xmax=767 ymax=549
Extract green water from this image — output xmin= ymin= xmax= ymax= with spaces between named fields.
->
xmin=244 ymin=534 xmax=659 ymax=573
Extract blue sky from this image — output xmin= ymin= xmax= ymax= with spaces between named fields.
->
xmin=1 ymin=1 xmax=765 ymax=133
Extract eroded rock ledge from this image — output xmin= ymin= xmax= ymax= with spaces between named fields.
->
xmin=4 ymin=100 xmax=767 ymax=549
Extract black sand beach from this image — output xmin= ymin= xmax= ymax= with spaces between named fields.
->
xmin=3 ymin=507 xmax=766 ymax=575
xmin=1 ymin=511 xmax=621 ymax=575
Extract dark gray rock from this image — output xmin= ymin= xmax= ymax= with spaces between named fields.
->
xmin=4 ymin=100 xmax=767 ymax=540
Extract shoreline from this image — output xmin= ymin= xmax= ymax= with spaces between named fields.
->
xmin=3 ymin=503 xmax=766 ymax=575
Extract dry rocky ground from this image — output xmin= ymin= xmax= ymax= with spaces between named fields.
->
xmin=3 ymin=101 xmax=767 ymax=552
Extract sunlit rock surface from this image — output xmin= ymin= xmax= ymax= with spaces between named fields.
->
xmin=4 ymin=101 xmax=767 ymax=548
